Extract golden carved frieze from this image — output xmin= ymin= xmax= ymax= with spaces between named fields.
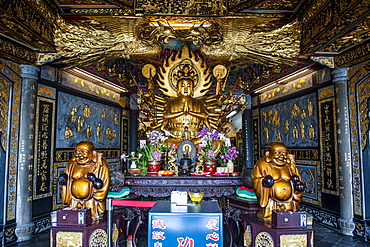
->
xmin=298 ymin=0 xmax=329 ymax=25
xmin=228 ymin=0 xmax=265 ymax=12
xmin=334 ymin=40 xmax=370 ymax=68
xmin=251 ymin=0 xmax=302 ymax=11
xmin=0 ymin=36 xmax=37 ymax=64
xmin=71 ymin=7 xmax=134 ymax=15
xmin=320 ymin=16 xmax=370 ymax=53
xmin=26 ymin=0 xmax=58 ymax=22
xmin=1 ymin=0 xmax=56 ymax=50
xmin=301 ymin=0 xmax=369 ymax=54
xmin=136 ymin=0 xmax=227 ymax=16
xmin=58 ymin=0 xmax=108 ymax=4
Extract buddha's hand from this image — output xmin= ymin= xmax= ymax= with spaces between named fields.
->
xmin=183 ymin=101 xmax=189 ymax=113
xmin=262 ymin=175 xmax=274 ymax=188
xmin=86 ymin=172 xmax=104 ymax=189
xmin=58 ymin=173 xmax=68 ymax=185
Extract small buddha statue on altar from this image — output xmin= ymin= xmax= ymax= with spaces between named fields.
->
xmin=58 ymin=141 xmax=110 ymax=223
xmin=252 ymin=142 xmax=305 ymax=220
xmin=178 ymin=144 xmax=195 ymax=176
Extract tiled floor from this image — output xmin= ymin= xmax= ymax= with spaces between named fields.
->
xmin=7 ymin=222 xmax=370 ymax=247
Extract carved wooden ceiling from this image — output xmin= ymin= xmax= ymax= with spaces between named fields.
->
xmin=0 ymin=0 xmax=369 ymax=94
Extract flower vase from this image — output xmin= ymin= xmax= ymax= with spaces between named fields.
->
xmin=130 ymin=160 xmax=137 ymax=169
xmin=148 ymin=160 xmax=161 ymax=172
xmin=203 ymin=160 xmax=217 ymax=172
xmin=226 ymin=160 xmax=234 ymax=173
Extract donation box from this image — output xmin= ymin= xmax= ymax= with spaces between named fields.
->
xmin=148 ymin=201 xmax=223 ymax=247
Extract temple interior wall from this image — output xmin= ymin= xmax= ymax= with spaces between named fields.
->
xmin=1 ymin=58 xmax=370 ymax=243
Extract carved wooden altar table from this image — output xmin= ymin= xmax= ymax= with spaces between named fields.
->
xmin=125 ymin=176 xmax=243 ymax=198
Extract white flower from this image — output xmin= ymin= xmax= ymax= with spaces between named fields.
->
xmin=224 ymin=138 xmax=231 ymax=147
xmin=200 ymin=140 xmax=207 ymax=147
xmin=139 ymin=140 xmax=146 ymax=149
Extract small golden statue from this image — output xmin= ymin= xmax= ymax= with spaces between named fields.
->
xmin=252 ymin=142 xmax=305 ymax=220
xmin=58 ymin=141 xmax=110 ymax=223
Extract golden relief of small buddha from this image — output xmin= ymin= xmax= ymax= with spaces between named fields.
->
xmin=58 ymin=141 xmax=110 ymax=223
xmin=252 ymin=142 xmax=305 ymax=220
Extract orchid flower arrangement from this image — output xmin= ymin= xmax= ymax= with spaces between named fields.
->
xmin=198 ymin=128 xmax=221 ymax=161
xmin=197 ymin=128 xmax=239 ymax=166
xmin=138 ymin=130 xmax=168 ymax=162
xmin=120 ymin=130 xmax=168 ymax=173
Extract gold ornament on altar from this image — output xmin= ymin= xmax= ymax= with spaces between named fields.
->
xmin=252 ymin=142 xmax=305 ymax=220
xmin=58 ymin=141 xmax=110 ymax=223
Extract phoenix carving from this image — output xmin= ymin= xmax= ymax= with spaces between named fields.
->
xmin=193 ymin=18 xmax=302 ymax=67
xmin=54 ymin=16 xmax=177 ymax=67
xmin=54 ymin=16 xmax=302 ymax=68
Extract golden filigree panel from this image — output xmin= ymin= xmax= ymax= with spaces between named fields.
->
xmin=89 ymin=229 xmax=108 ymax=247
xmin=0 ymin=59 xmax=21 ymax=221
xmin=280 ymin=234 xmax=307 ymax=247
xmin=56 ymin=231 xmax=83 ymax=247
xmin=348 ymin=61 xmax=370 ymax=216
xmin=0 ymin=76 xmax=10 ymax=150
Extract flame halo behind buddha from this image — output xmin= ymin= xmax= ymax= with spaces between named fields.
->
xmin=139 ymin=45 xmax=228 ymax=145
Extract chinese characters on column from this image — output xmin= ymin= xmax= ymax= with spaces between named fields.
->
xmin=252 ymin=117 xmax=260 ymax=163
xmin=320 ymin=99 xmax=338 ymax=194
xmin=34 ymin=100 xmax=54 ymax=198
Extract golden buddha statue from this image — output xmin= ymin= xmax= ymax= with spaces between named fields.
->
xmin=139 ymin=46 xmax=229 ymax=145
xmin=161 ymin=67 xmax=212 ymax=140
xmin=58 ymin=141 xmax=110 ymax=223
xmin=252 ymin=142 xmax=305 ymax=220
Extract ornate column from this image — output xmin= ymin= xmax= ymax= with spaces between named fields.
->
xmin=332 ymin=67 xmax=355 ymax=236
xmin=242 ymin=95 xmax=253 ymax=168
xmin=15 ymin=65 xmax=39 ymax=242
xmin=129 ymin=94 xmax=139 ymax=153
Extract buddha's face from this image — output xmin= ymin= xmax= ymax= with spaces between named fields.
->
xmin=178 ymin=80 xmax=193 ymax=96
xmin=268 ymin=144 xmax=288 ymax=167
xmin=74 ymin=143 xmax=94 ymax=165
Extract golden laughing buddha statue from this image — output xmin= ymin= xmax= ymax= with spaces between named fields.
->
xmin=252 ymin=142 xmax=305 ymax=220
xmin=58 ymin=141 xmax=110 ymax=223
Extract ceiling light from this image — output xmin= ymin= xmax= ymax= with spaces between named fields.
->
xmin=226 ymin=110 xmax=238 ymax=118
xmin=277 ymin=67 xmax=311 ymax=84
xmin=72 ymin=67 xmax=126 ymax=93
xmin=254 ymin=82 xmax=277 ymax=93
xmin=148 ymin=22 xmax=212 ymax=27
